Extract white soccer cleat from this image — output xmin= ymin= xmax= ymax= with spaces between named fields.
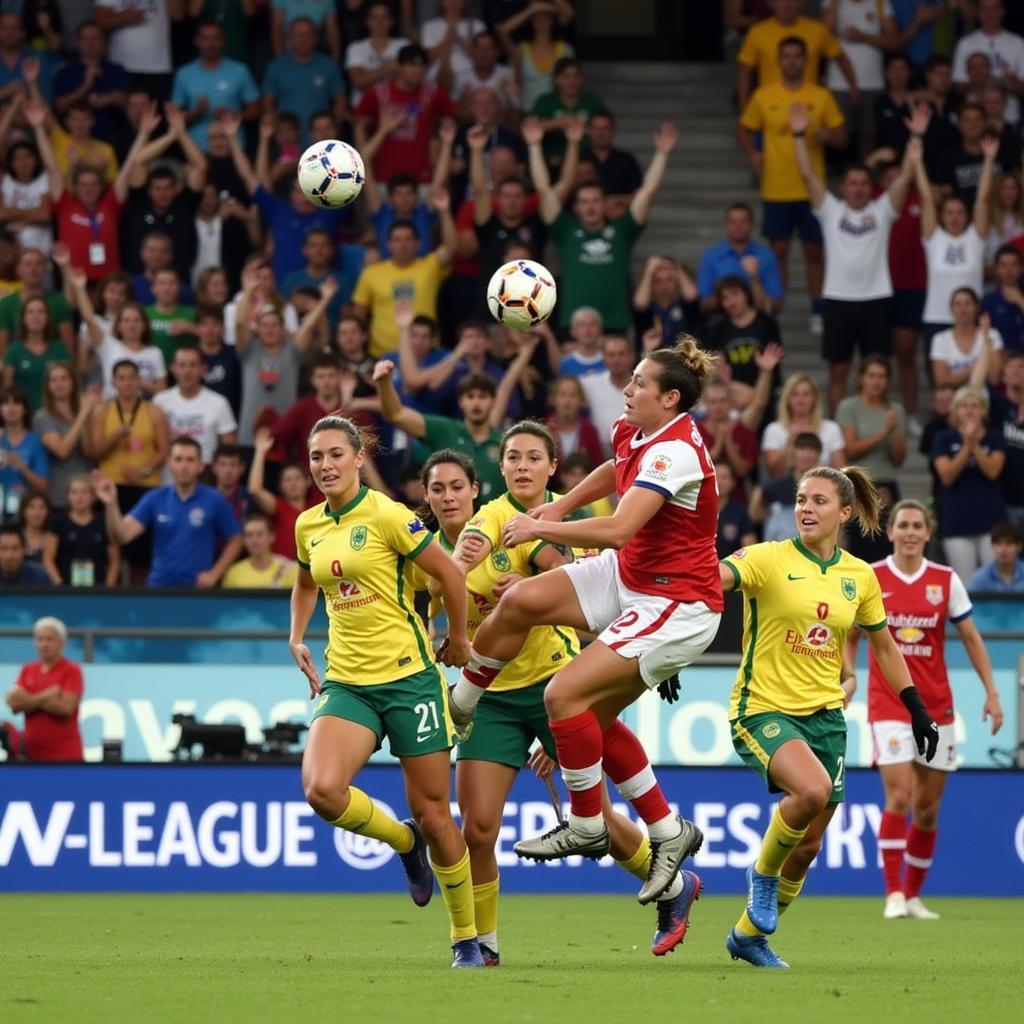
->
xmin=905 ymin=897 xmax=940 ymax=920
xmin=883 ymin=892 xmax=908 ymax=919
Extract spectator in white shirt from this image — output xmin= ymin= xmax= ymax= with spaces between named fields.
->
xmin=952 ymin=0 xmax=1024 ymax=126
xmin=421 ymin=0 xmax=485 ymax=92
xmin=791 ymin=99 xmax=916 ymax=413
xmin=761 ymin=372 xmax=847 ymax=479
xmin=579 ymin=333 xmax=634 ymax=459
xmin=453 ymin=30 xmax=517 ymax=116
xmin=929 ymin=290 xmax=1004 ymax=391
xmin=344 ymin=1 xmax=409 ymax=106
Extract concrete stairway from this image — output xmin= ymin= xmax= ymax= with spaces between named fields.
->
xmin=586 ymin=59 xmax=932 ymax=498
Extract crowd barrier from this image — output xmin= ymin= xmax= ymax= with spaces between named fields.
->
xmin=2 ymin=765 xmax=1021 ymax=895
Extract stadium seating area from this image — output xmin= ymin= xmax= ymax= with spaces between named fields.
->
xmin=0 ymin=0 xmax=1022 ymax=598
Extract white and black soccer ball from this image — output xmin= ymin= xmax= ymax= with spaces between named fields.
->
xmin=297 ymin=140 xmax=365 ymax=209
xmin=486 ymin=259 xmax=557 ymax=330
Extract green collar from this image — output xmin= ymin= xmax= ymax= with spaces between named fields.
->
xmin=792 ymin=536 xmax=842 ymax=574
xmin=507 ymin=489 xmax=552 ymax=514
xmin=438 ymin=530 xmax=456 ymax=553
xmin=323 ymin=486 xmax=368 ymax=522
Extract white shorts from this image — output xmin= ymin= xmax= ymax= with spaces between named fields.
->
xmin=871 ymin=720 xmax=958 ymax=772
xmin=561 ymin=547 xmax=721 ymax=689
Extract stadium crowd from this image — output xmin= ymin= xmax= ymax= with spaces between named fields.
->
xmin=0 ymin=0 xmax=1022 ymax=595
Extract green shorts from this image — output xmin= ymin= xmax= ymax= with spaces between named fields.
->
xmin=731 ymin=708 xmax=847 ymax=803
xmin=456 ymin=679 xmax=555 ymax=769
xmin=312 ymin=666 xmax=454 ymax=758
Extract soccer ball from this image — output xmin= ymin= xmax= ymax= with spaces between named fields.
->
xmin=297 ymin=140 xmax=365 ymax=208
xmin=486 ymin=259 xmax=557 ymax=330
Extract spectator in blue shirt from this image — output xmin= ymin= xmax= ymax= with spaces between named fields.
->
xmin=0 ymin=525 xmax=51 ymax=587
xmin=0 ymin=14 xmax=54 ymax=102
xmin=93 ymin=435 xmax=243 ymax=587
xmin=890 ymin=0 xmax=943 ymax=68
xmin=632 ymin=254 xmax=699 ymax=350
xmin=280 ymin=228 xmax=362 ymax=324
xmin=263 ymin=17 xmax=346 ymax=147
xmin=0 ymin=388 xmax=48 ymax=519
xmin=224 ymin=109 xmax=348 ymax=284
xmin=697 ymin=202 xmax=784 ymax=317
xmin=171 ymin=21 xmax=260 ymax=151
xmin=54 ymin=20 xmax=129 ymax=146
xmin=559 ymin=307 xmax=605 ymax=379
xmin=968 ymin=521 xmax=1024 ymax=593
xmin=982 ymin=246 xmax=1024 ymax=353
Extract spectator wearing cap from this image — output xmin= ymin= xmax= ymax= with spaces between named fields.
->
xmin=344 ymin=1 xmax=410 ymax=107
xmin=697 ymin=203 xmax=784 ymax=317
xmin=531 ymin=56 xmax=606 ymax=168
xmin=0 ymin=524 xmax=51 ymax=586
xmin=263 ymin=17 xmax=347 ymax=148
xmin=526 ymin=116 xmax=678 ymax=336
xmin=737 ymin=35 xmax=847 ymax=336
xmin=94 ymin=435 xmax=243 ymax=587
xmin=4 ymin=617 xmax=82 ymax=760
xmin=54 ymin=20 xmax=129 ymax=146
xmin=354 ymin=43 xmax=456 ymax=186
xmin=952 ymin=0 xmax=1024 ymax=126
xmin=170 ymin=20 xmax=260 ymax=152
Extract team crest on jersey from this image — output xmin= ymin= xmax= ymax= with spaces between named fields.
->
xmin=490 ymin=548 xmax=512 ymax=573
xmin=841 ymin=577 xmax=856 ymax=601
xmin=926 ymin=584 xmax=944 ymax=605
xmin=407 ymin=518 xmax=426 ymax=535
xmin=350 ymin=525 xmax=367 ymax=550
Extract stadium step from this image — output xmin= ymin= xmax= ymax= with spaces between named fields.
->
xmin=583 ymin=59 xmax=932 ymax=500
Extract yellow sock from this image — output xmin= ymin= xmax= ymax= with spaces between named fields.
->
xmin=735 ymin=910 xmax=762 ymax=937
xmin=778 ymin=874 xmax=805 ymax=915
xmin=615 ymin=836 xmax=652 ymax=881
xmin=473 ymin=877 xmax=499 ymax=945
xmin=431 ymin=849 xmax=476 ymax=942
xmin=755 ymin=805 xmax=807 ymax=876
xmin=330 ymin=786 xmax=413 ymax=854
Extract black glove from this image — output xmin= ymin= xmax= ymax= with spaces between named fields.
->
xmin=900 ymin=686 xmax=938 ymax=762
xmin=658 ymin=673 xmax=681 ymax=704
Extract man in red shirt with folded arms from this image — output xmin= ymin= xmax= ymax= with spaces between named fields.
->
xmin=5 ymin=616 xmax=84 ymax=762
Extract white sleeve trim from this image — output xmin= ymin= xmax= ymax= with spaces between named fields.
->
xmin=634 ymin=439 xmax=703 ymax=496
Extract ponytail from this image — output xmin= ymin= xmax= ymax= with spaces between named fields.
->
xmin=645 ymin=333 xmax=718 ymax=412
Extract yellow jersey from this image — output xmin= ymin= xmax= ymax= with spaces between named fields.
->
xmin=458 ymin=492 xmax=579 ymax=692
xmin=222 ymin=556 xmax=297 ymax=589
xmin=723 ymin=538 xmax=887 ymax=719
xmin=295 ymin=487 xmax=435 ymax=685
xmin=739 ymin=81 xmax=844 ymax=201
xmin=736 ymin=15 xmax=842 ymax=88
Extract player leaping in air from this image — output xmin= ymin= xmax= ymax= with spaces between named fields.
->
xmin=448 ymin=336 xmax=722 ymax=906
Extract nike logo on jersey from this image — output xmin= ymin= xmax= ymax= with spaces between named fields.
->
xmin=787 ymin=574 xmax=806 ymax=581
xmin=310 ymin=537 xmax=324 ymax=547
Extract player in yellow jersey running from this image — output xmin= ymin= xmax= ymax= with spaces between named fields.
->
xmin=288 ymin=415 xmax=484 ymax=969
xmin=719 ymin=465 xmax=939 ymax=969
xmin=419 ymin=429 xmax=701 ymax=964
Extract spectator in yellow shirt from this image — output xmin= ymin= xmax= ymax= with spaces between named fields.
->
xmin=737 ymin=35 xmax=846 ymax=335
xmin=222 ymin=511 xmax=298 ymax=589
xmin=351 ymin=185 xmax=457 ymax=357
xmin=736 ymin=0 xmax=858 ymax=109
xmin=50 ymin=102 xmax=119 ymax=186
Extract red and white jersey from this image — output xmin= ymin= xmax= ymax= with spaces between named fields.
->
xmin=867 ymin=557 xmax=972 ymax=725
xmin=611 ymin=413 xmax=723 ymax=610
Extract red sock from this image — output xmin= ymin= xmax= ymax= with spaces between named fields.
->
xmin=600 ymin=720 xmax=672 ymax=826
xmin=904 ymin=825 xmax=937 ymax=899
xmin=550 ymin=712 xmax=604 ymax=818
xmin=878 ymin=810 xmax=907 ymax=895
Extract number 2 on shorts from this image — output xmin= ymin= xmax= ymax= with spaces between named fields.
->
xmin=833 ymin=755 xmax=845 ymax=790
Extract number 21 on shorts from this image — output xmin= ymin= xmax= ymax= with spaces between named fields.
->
xmin=415 ymin=700 xmax=440 ymax=741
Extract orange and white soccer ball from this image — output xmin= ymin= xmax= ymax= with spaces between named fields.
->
xmin=486 ymin=259 xmax=557 ymax=330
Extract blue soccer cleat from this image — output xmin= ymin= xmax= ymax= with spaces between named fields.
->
xmin=746 ymin=864 xmax=780 ymax=934
xmin=726 ymin=928 xmax=790 ymax=969
xmin=652 ymin=870 xmax=702 ymax=956
xmin=479 ymin=943 xmax=500 ymax=967
xmin=451 ymin=938 xmax=485 ymax=968
xmin=398 ymin=818 xmax=433 ymax=907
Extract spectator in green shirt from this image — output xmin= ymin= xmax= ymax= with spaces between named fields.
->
xmin=0 ymin=248 xmax=74 ymax=353
xmin=146 ymin=268 xmax=197 ymax=369
xmin=372 ymin=335 xmax=539 ymax=502
xmin=531 ymin=56 xmax=606 ymax=167
xmin=525 ymin=116 xmax=679 ymax=334
xmin=2 ymin=297 xmax=72 ymax=410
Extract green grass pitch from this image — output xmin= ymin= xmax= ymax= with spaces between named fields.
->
xmin=3 ymin=893 xmax=1019 ymax=1023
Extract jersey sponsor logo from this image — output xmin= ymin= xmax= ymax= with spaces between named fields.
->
xmin=841 ymin=577 xmax=856 ymax=601
xmin=761 ymin=721 xmax=781 ymax=739
xmin=838 ymin=212 xmax=877 ymax=237
xmin=887 ymin=611 xmax=939 ymax=628
xmin=189 ymin=508 xmax=206 ymax=527
xmin=406 ymin=518 xmax=425 ymax=535
xmin=784 ymin=624 xmax=837 ymax=659
xmin=336 ymin=579 xmax=362 ymax=598
xmin=350 ymin=525 xmax=367 ymax=550
xmin=895 ymin=626 xmax=925 ymax=644
xmin=470 ymin=590 xmax=495 ymax=616
xmin=926 ymin=584 xmax=944 ymax=606
xmin=490 ymin=548 xmax=512 ymax=573
xmin=804 ymin=623 xmax=832 ymax=648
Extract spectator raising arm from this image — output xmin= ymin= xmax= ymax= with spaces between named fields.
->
xmin=223 ymin=111 xmax=259 ymax=196
xmin=394 ymin=300 xmax=470 ymax=393
xmin=523 ymin=116 xmax=561 ymax=224
xmin=553 ymin=115 xmax=583 ymax=205
xmin=247 ymin=427 xmax=279 ymax=516
xmin=130 ymin=103 xmax=208 ymax=191
xmin=373 ymin=358 xmax=429 ymax=439
xmin=112 ymin=102 xmax=164 ymax=203
xmin=489 ymin=332 xmax=540 ymax=428
xmin=430 ymin=185 xmax=457 ymax=268
xmin=789 ymin=103 xmax=827 ymax=210
xmin=630 ymin=123 xmax=679 ymax=225
xmin=91 ymin=470 xmax=146 ymax=546
xmin=469 ymin=123 xmax=492 ymax=226
xmin=293 ymin=278 xmax=340 ymax=355
xmin=360 ymin=104 xmax=410 ymax=215
xmin=24 ymin=98 xmax=64 ymax=202
xmin=910 ymin=137 xmax=937 ymax=240
xmin=972 ymin=135 xmax=998 ymax=240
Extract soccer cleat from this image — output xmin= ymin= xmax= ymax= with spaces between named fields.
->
xmin=726 ymin=928 xmax=790 ymax=968
xmin=451 ymin=938 xmax=485 ymax=968
xmin=745 ymin=864 xmax=780 ymax=934
xmin=883 ymin=891 xmax=908 ymax=919
xmin=398 ymin=818 xmax=433 ymax=907
xmin=513 ymin=821 xmax=611 ymax=862
xmin=905 ymin=896 xmax=940 ymax=920
xmin=637 ymin=816 xmax=704 ymax=905
xmin=652 ymin=870 xmax=702 ymax=956
xmin=447 ymin=686 xmax=475 ymax=742
xmin=479 ymin=944 xmax=500 ymax=967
